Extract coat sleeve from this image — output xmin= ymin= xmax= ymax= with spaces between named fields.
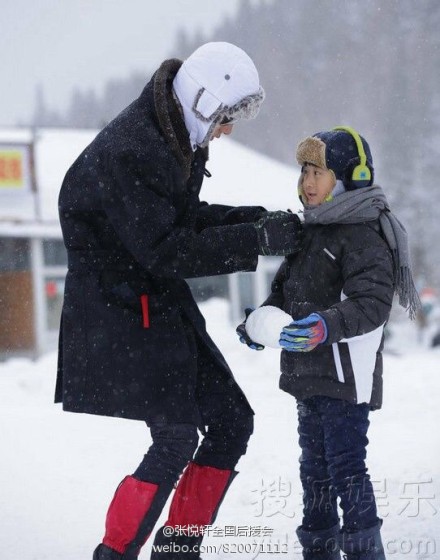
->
xmin=195 ymin=202 xmax=266 ymax=232
xmin=100 ymin=151 xmax=260 ymax=279
xmin=319 ymin=226 xmax=395 ymax=344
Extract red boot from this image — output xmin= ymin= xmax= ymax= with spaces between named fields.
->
xmin=151 ymin=462 xmax=237 ymax=560
xmin=95 ymin=476 xmax=173 ymax=559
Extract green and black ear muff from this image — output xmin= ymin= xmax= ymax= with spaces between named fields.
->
xmin=333 ymin=125 xmax=372 ymax=188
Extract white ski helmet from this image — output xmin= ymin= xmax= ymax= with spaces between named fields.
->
xmin=173 ymin=42 xmax=265 ymax=150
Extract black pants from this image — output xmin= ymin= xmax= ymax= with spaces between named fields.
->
xmin=297 ymin=396 xmax=379 ymax=532
xmin=134 ymin=331 xmax=254 ymax=484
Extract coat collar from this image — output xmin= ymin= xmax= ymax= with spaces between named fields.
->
xmin=152 ymin=58 xmax=208 ymax=180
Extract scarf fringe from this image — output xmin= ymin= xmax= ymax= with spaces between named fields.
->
xmin=395 ymin=261 xmax=422 ymax=320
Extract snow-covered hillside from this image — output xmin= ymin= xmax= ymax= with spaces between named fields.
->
xmin=0 ymin=299 xmax=439 ymax=560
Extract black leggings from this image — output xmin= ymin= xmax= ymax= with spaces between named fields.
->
xmin=134 ymin=407 xmax=253 ymax=484
xmin=133 ymin=385 xmax=254 ymax=484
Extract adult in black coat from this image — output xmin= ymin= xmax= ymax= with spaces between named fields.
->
xmin=55 ymin=42 xmax=302 ymax=560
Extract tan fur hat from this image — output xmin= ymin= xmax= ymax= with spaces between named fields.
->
xmin=296 ymin=136 xmax=336 ymax=202
xmin=296 ymin=136 xmax=328 ymax=170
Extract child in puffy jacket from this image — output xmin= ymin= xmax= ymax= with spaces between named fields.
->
xmin=237 ymin=127 xmax=420 ymax=560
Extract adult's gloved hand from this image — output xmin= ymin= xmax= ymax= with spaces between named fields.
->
xmin=279 ymin=313 xmax=328 ymax=352
xmin=254 ymin=211 xmax=303 ymax=256
xmin=236 ymin=308 xmax=265 ymax=351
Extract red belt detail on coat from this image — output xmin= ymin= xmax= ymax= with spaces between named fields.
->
xmin=140 ymin=295 xmax=150 ymax=328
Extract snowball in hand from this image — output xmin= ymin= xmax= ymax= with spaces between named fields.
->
xmin=245 ymin=306 xmax=292 ymax=348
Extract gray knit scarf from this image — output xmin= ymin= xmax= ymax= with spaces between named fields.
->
xmin=303 ymin=185 xmax=421 ymax=319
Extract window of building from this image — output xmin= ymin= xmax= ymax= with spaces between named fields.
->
xmin=43 ymin=239 xmax=67 ymax=266
xmin=42 ymin=239 xmax=67 ymax=333
xmin=238 ymin=272 xmax=254 ymax=310
xmin=0 ymin=238 xmax=30 ymax=271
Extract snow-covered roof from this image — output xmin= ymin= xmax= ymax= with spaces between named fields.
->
xmin=34 ymin=128 xmax=97 ymax=222
xmin=0 ymin=128 xmax=33 ymax=144
xmin=0 ymin=128 xmax=96 ymax=230
xmin=0 ymin=127 xmax=300 ymax=236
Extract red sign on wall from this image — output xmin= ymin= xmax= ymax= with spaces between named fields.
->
xmin=0 ymin=151 xmax=23 ymax=186
xmin=0 ymin=144 xmax=32 ymax=192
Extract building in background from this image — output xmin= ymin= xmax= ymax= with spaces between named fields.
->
xmin=0 ymin=129 xmax=96 ymax=359
xmin=0 ymin=128 xmax=297 ymax=359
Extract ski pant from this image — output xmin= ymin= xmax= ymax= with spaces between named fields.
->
xmin=297 ymin=396 xmax=380 ymax=532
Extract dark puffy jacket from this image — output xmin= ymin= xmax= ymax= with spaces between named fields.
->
xmin=55 ymin=59 xmax=264 ymax=424
xmin=263 ymin=221 xmax=394 ymax=409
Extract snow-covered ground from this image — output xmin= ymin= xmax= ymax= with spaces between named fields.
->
xmin=1 ymin=299 xmax=439 ymax=560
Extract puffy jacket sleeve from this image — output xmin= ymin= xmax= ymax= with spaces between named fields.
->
xmin=319 ymin=225 xmax=395 ymax=344
xmin=100 ymin=151 xmax=260 ymax=279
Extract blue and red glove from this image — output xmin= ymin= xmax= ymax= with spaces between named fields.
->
xmin=279 ymin=313 xmax=327 ymax=352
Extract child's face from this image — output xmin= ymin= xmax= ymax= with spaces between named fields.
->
xmin=300 ymin=163 xmax=336 ymax=206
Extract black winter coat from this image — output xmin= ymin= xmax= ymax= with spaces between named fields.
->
xmin=263 ymin=221 xmax=394 ymax=409
xmin=55 ymin=59 xmax=264 ymax=424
